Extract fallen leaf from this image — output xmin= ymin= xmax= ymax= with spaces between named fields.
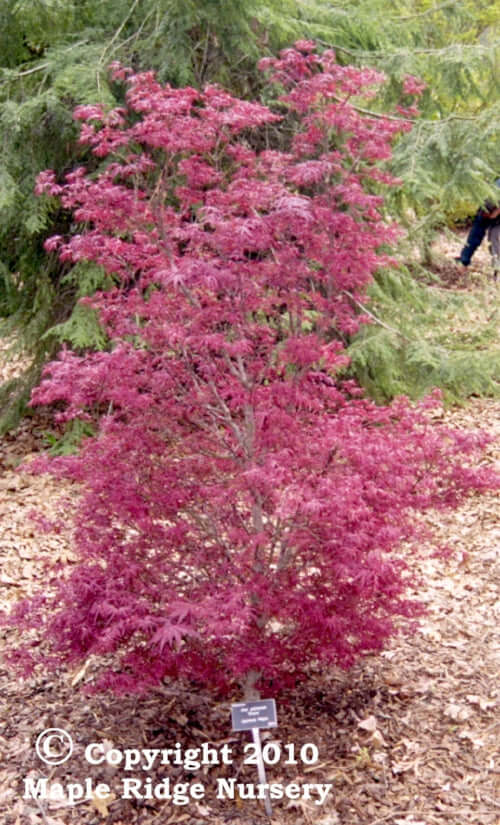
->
xmin=395 ymin=820 xmax=428 ymax=825
xmin=466 ymin=694 xmax=496 ymax=711
xmin=444 ymin=702 xmax=472 ymax=722
xmin=195 ymin=802 xmax=212 ymax=816
xmin=70 ymin=658 xmax=91 ymax=687
xmin=370 ymin=729 xmax=387 ymax=748
xmin=90 ymin=791 xmax=116 ymax=817
xmin=317 ymin=814 xmax=340 ymax=825
xmin=458 ymin=729 xmax=485 ymax=748
xmin=358 ymin=715 xmax=378 ymax=732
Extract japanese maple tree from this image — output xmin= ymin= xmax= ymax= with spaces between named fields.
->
xmin=7 ymin=45 xmax=495 ymax=697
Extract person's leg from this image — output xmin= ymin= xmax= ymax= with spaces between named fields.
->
xmin=488 ymin=223 xmax=500 ymax=281
xmin=457 ymin=209 xmax=489 ymax=265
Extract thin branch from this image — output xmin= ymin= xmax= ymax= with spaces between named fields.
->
xmin=390 ymin=0 xmax=459 ymax=22
xmin=196 ymin=26 xmax=212 ymax=86
xmin=105 ymin=9 xmax=155 ymax=62
xmin=0 ymin=40 xmax=89 ymax=82
xmin=33 ymin=795 xmax=51 ymax=825
xmin=330 ymin=93 xmax=478 ymax=124
xmin=314 ymin=36 xmax=499 ymax=59
xmin=9 ymin=62 xmax=50 ymax=78
xmin=98 ymin=0 xmax=142 ymax=68
xmin=207 ymin=378 xmax=246 ymax=448
xmin=341 ymin=290 xmax=410 ymax=342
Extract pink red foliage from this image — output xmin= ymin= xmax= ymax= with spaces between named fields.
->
xmin=7 ymin=47 xmax=496 ymax=696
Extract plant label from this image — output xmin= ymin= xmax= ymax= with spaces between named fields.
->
xmin=231 ymin=699 xmax=277 ymax=731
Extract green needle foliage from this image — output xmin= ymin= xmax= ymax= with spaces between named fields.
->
xmin=348 ymin=266 xmax=500 ymax=402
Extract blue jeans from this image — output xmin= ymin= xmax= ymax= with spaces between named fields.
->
xmin=458 ymin=210 xmax=490 ymax=265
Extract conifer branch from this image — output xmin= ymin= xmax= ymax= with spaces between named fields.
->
xmin=391 ymin=1 xmax=459 ymax=22
xmin=315 ymin=37 xmax=499 ymax=59
xmin=1 ymin=41 xmax=90 ymax=82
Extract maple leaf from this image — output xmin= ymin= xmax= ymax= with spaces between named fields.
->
xmin=151 ymin=619 xmax=197 ymax=653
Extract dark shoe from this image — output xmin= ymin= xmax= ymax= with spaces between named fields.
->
xmin=454 ymin=257 xmax=469 ymax=266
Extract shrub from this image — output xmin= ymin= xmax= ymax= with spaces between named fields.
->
xmin=6 ymin=45 xmax=496 ymax=697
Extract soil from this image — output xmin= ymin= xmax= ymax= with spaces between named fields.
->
xmin=427 ymin=228 xmax=498 ymax=289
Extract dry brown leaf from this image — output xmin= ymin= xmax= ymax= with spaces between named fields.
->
xmin=444 ymin=702 xmax=472 ymax=722
xmin=466 ymin=694 xmax=496 ymax=711
xmin=358 ymin=715 xmax=378 ymax=732
xmin=89 ymin=790 xmax=116 ymax=817
xmin=370 ymin=729 xmax=387 ymax=749
xmin=69 ymin=658 xmax=92 ymax=687
xmin=316 ymin=814 xmax=340 ymax=825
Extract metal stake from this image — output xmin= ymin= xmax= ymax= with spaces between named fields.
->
xmin=251 ymin=727 xmax=272 ymax=818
